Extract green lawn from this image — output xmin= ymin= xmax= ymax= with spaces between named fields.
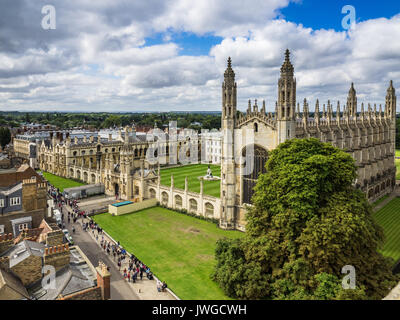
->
xmin=160 ymin=164 xmax=221 ymax=198
xmin=396 ymin=150 xmax=400 ymax=180
xmin=373 ymin=197 xmax=400 ymax=262
xmin=93 ymin=207 xmax=244 ymax=300
xmin=41 ymin=171 xmax=85 ymax=192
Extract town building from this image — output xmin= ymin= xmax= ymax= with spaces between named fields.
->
xmin=0 ymin=178 xmax=47 ymax=236
xmin=0 ymin=236 xmax=110 ymax=300
xmin=200 ymin=129 xmax=222 ymax=164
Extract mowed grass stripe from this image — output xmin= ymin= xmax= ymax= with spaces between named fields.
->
xmin=160 ymin=164 xmax=221 ymax=198
xmin=373 ymin=197 xmax=400 ymax=262
xmin=42 ymin=171 xmax=85 ymax=192
xmin=93 ymin=207 xmax=244 ymax=300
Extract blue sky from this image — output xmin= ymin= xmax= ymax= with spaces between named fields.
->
xmin=0 ymin=0 xmax=399 ymax=112
xmin=143 ymin=0 xmax=400 ymax=59
xmin=280 ymin=0 xmax=399 ymax=31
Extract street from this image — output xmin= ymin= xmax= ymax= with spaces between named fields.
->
xmin=62 ymin=204 xmax=140 ymax=300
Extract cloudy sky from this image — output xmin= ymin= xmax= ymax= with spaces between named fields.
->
xmin=0 ymin=0 xmax=399 ymax=113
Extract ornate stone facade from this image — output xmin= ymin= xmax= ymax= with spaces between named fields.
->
xmin=38 ymin=128 xmax=150 ymax=200
xmin=38 ymin=127 xmax=200 ymax=201
xmin=220 ymin=50 xmax=397 ymax=230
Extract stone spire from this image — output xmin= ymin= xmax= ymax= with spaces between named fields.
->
xmin=385 ymin=80 xmax=396 ymax=119
xmin=315 ymin=99 xmax=320 ymax=124
xmin=222 ymin=57 xmax=237 ymax=121
xmin=261 ymin=100 xmax=266 ymax=113
xmin=224 ymin=57 xmax=235 ymax=84
xmin=280 ymin=49 xmax=294 ymax=75
xmin=277 ymin=49 xmax=296 ymax=120
xmin=347 ymin=82 xmax=357 ymax=116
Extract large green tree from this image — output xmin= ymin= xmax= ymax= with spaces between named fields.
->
xmin=213 ymin=138 xmax=397 ymax=300
xmin=0 ymin=127 xmax=11 ymax=148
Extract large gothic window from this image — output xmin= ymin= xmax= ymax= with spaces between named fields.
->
xmin=242 ymin=145 xmax=268 ymax=204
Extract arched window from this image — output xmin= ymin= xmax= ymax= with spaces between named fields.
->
xmin=242 ymin=145 xmax=268 ymax=204
xmin=254 ymin=123 xmax=258 ymax=133
xmin=189 ymin=199 xmax=197 ymax=213
xmin=205 ymin=202 xmax=214 ymax=217
xmin=175 ymin=195 xmax=182 ymax=208
xmin=162 ymin=192 xmax=168 ymax=205
xmin=149 ymin=189 xmax=156 ymax=199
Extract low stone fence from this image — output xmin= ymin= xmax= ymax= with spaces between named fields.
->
xmin=109 ymin=198 xmax=158 ymax=216
xmin=87 ymin=206 xmax=109 ymax=216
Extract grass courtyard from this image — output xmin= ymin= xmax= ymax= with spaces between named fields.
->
xmin=373 ymin=197 xmax=400 ymax=263
xmin=160 ymin=164 xmax=221 ymax=198
xmin=93 ymin=206 xmax=244 ymax=300
xmin=41 ymin=171 xmax=85 ymax=192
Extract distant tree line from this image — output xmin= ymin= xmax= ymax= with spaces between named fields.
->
xmin=0 ymin=111 xmax=222 ymax=132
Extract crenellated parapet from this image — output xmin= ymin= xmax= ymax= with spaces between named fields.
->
xmin=237 ymin=99 xmax=277 ymax=129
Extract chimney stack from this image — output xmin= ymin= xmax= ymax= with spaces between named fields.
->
xmin=96 ymin=261 xmax=111 ymax=300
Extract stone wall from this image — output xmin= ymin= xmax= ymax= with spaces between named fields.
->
xmin=59 ymin=286 xmax=102 ymax=300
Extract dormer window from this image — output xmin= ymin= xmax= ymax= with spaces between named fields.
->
xmin=10 ymin=197 xmax=21 ymax=206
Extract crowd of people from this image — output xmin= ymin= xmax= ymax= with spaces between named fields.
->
xmin=48 ymin=184 xmax=168 ymax=294
xmin=96 ymin=231 xmax=156 ymax=284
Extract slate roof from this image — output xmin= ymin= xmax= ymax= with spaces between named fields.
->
xmin=0 ymin=268 xmax=29 ymax=300
xmin=0 ymin=240 xmax=45 ymax=268
xmin=28 ymin=246 xmax=97 ymax=300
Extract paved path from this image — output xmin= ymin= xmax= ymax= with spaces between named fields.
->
xmin=62 ymin=202 xmax=175 ymax=300
xmin=62 ymin=205 xmax=140 ymax=300
xmin=83 ymin=217 xmax=175 ymax=300
xmin=373 ymin=186 xmax=400 ymax=213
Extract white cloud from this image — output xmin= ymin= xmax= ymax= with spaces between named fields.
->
xmin=0 ymin=1 xmax=398 ymax=113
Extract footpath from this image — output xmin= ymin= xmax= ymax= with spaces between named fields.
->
xmin=373 ymin=185 xmax=400 ymax=213
xmin=63 ymin=198 xmax=177 ymax=300
xmin=84 ymin=218 xmax=177 ymax=300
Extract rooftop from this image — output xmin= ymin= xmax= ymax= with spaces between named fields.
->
xmin=28 ymin=246 xmax=97 ymax=300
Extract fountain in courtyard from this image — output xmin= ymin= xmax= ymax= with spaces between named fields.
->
xmin=198 ymin=165 xmax=220 ymax=181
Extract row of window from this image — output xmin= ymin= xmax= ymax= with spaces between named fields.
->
xmin=0 ymin=197 xmax=21 ymax=207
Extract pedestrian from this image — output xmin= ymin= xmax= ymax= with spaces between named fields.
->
xmin=117 ymin=259 xmax=121 ymax=271
xmin=127 ymin=272 xmax=131 ymax=282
